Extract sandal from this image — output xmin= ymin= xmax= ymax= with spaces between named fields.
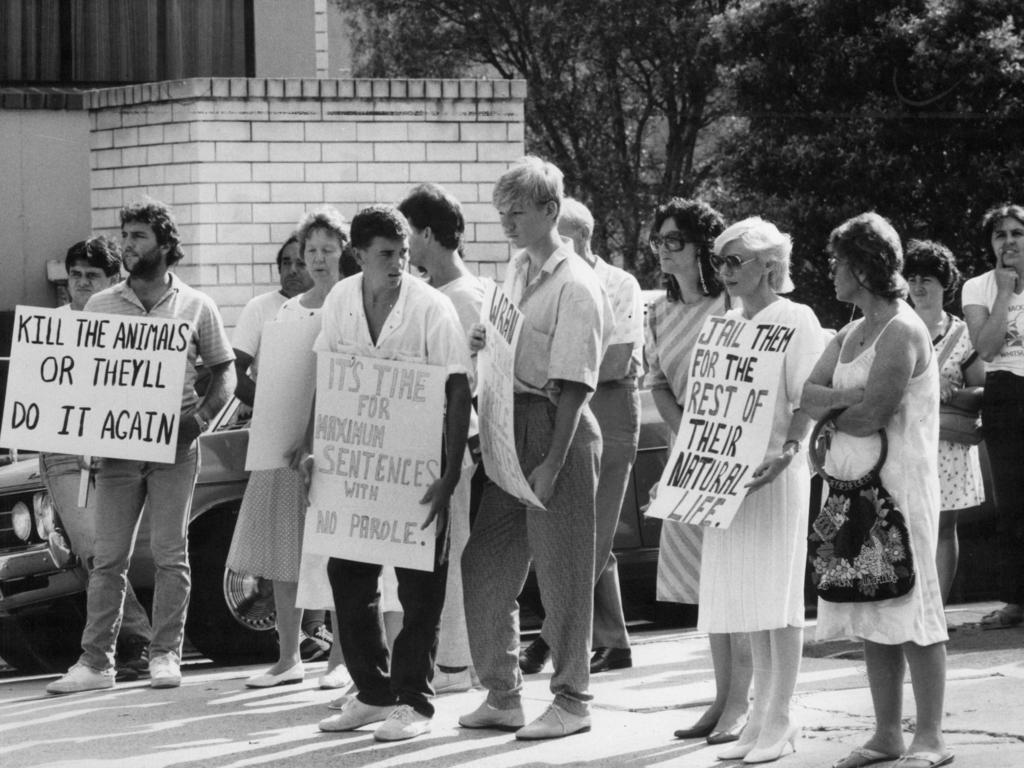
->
xmin=831 ymin=746 xmax=902 ymax=768
xmin=893 ymin=751 xmax=954 ymax=768
xmin=979 ymin=606 xmax=1023 ymax=630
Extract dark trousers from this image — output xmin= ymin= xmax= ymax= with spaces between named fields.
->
xmin=982 ymin=371 xmax=1024 ymax=606
xmin=328 ymin=553 xmax=448 ymax=718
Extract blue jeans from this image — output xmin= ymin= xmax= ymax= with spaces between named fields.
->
xmin=78 ymin=445 xmax=198 ymax=672
xmin=39 ymin=454 xmax=153 ymax=646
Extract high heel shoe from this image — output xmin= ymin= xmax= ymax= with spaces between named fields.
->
xmin=245 ymin=662 xmax=305 ymax=688
xmin=718 ymin=740 xmax=756 ymax=761
xmin=707 ymin=720 xmax=745 ymax=745
xmin=742 ymin=724 xmax=800 ymax=764
xmin=674 ymin=720 xmax=716 ymax=739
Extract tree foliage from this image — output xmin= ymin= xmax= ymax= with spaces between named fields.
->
xmin=710 ymin=0 xmax=1024 ymax=328
xmin=335 ymin=0 xmax=735 ymax=281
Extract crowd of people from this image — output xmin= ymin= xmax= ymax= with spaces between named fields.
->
xmin=32 ymin=153 xmax=1023 ymax=767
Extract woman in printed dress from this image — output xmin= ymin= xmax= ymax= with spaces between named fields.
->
xmin=903 ymin=240 xmax=985 ymax=603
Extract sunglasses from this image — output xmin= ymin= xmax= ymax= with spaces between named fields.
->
xmin=710 ymin=253 xmax=759 ymax=272
xmin=649 ymin=233 xmax=691 ymax=253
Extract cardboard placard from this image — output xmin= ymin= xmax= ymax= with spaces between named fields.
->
xmin=302 ymin=352 xmax=445 ymax=571
xmin=645 ymin=315 xmax=791 ymax=528
xmin=1 ymin=306 xmax=188 ymax=462
xmin=476 ymin=284 xmax=545 ymax=509
xmin=244 ymin=317 xmax=320 ymax=471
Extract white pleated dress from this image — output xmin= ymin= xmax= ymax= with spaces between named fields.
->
xmin=697 ymin=299 xmax=825 ymax=633
xmin=815 ymin=307 xmax=948 ymax=646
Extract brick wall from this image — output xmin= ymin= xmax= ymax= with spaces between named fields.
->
xmin=85 ymin=77 xmax=526 ymax=328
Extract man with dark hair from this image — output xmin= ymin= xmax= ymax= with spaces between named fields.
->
xmin=47 ymin=199 xmax=235 ymax=695
xmin=41 ymin=238 xmax=154 ymax=682
xmin=305 ymin=204 xmax=472 ymax=741
xmin=399 ymin=184 xmax=485 ymax=694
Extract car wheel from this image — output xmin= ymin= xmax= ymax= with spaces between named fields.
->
xmin=0 ymin=594 xmax=86 ymax=673
xmin=184 ymin=508 xmax=278 ymax=666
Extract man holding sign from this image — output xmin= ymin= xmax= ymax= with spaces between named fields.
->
xmin=307 ymin=205 xmax=472 ymax=742
xmin=461 ymin=157 xmax=609 ymax=740
xmin=47 ymin=200 xmax=234 ymax=695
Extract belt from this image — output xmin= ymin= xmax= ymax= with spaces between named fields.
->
xmin=597 ymin=377 xmax=639 ymax=391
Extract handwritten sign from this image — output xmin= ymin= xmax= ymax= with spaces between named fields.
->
xmin=303 ymin=352 xmax=445 ymax=571
xmin=646 ymin=315 xmax=792 ymax=528
xmin=245 ymin=317 xmax=320 ymax=471
xmin=0 ymin=306 xmax=188 ymax=462
xmin=477 ymin=284 xmax=545 ymax=509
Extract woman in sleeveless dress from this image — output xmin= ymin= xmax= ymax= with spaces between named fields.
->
xmin=903 ymin=240 xmax=985 ymax=603
xmin=643 ymin=199 xmax=752 ymax=744
xmin=803 ymin=213 xmax=951 ymax=768
xmin=226 ymin=207 xmax=349 ymax=689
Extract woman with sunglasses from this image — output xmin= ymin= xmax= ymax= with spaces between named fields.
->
xmin=644 ymin=198 xmax=752 ymax=745
xmin=696 ymin=218 xmax=825 ymax=764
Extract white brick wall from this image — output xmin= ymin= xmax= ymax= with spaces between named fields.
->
xmin=87 ymin=77 xmax=526 ymax=329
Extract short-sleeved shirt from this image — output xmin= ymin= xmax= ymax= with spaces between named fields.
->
xmin=232 ymin=290 xmax=288 ymax=378
xmin=593 ymin=257 xmax=643 ymax=381
xmin=504 ymin=242 xmax=609 ymax=398
xmin=962 ymin=270 xmax=1024 ymax=376
xmin=438 ymin=274 xmax=487 ymax=335
xmin=85 ymin=273 xmax=234 ymax=413
xmin=314 ymin=274 xmax=472 ymax=381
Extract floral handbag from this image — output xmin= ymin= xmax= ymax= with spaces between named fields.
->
xmin=807 ymin=416 xmax=916 ymax=603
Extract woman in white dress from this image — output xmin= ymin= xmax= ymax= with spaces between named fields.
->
xmin=803 ymin=213 xmax=950 ymax=768
xmin=697 ymin=218 xmax=824 ymax=764
xmin=227 ymin=207 xmax=348 ymax=688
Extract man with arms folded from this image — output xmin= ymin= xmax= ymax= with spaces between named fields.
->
xmin=304 ymin=205 xmax=472 ymax=742
xmin=461 ymin=157 xmax=608 ymax=739
xmin=47 ymin=199 xmax=235 ymax=694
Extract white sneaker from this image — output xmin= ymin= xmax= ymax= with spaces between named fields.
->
xmin=149 ymin=654 xmax=181 ymax=688
xmin=458 ymin=698 xmax=525 ymax=731
xmin=374 ymin=704 xmax=431 ymax=741
xmin=46 ymin=663 xmax=114 ymax=695
xmin=515 ymin=702 xmax=591 ymax=740
xmin=318 ymin=698 xmax=393 ymax=732
xmin=318 ymin=665 xmax=352 ymax=690
xmin=433 ymin=667 xmax=473 ymax=695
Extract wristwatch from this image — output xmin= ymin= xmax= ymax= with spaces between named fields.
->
xmin=782 ymin=439 xmax=801 ymax=456
xmin=194 ymin=412 xmax=210 ymax=433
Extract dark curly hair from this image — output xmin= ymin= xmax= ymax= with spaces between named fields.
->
xmin=65 ymin=235 xmax=121 ymax=276
xmin=650 ymin=198 xmax=725 ymax=302
xmin=350 ymin=205 xmax=411 ymax=250
xmin=120 ymin=199 xmax=183 ymax=266
xmin=903 ymin=239 xmax=961 ymax=306
xmin=827 ymin=212 xmax=905 ymax=300
xmin=980 ymin=203 xmax=1024 ymax=264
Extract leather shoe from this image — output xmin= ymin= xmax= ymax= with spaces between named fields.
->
xmin=590 ymin=646 xmax=632 ymax=673
xmin=245 ymin=662 xmax=305 ymax=688
xmin=515 ymin=702 xmax=591 ymax=740
xmin=459 ymin=699 xmax=526 ymax=731
xmin=518 ymin=636 xmax=550 ymax=674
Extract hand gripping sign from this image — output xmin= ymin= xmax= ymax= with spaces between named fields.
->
xmin=1 ymin=306 xmax=189 ymax=463
xmin=302 ymin=351 xmax=446 ymax=572
xmin=646 ymin=315 xmax=792 ymax=529
xmin=476 ymin=283 xmax=545 ymax=510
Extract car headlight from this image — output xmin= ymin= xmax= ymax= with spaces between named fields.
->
xmin=34 ymin=491 xmax=56 ymax=539
xmin=11 ymin=501 xmax=33 ymax=541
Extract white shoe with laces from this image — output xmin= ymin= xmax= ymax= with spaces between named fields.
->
xmin=319 ymin=697 xmax=393 ymax=732
xmin=515 ymin=702 xmax=591 ymax=740
xmin=149 ymin=654 xmax=181 ymax=688
xmin=374 ymin=704 xmax=431 ymax=741
xmin=46 ymin=663 xmax=115 ymax=695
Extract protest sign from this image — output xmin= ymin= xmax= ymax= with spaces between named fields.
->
xmin=476 ymin=283 xmax=545 ymax=509
xmin=303 ymin=352 xmax=445 ymax=571
xmin=646 ymin=315 xmax=792 ymax=528
xmin=244 ymin=317 xmax=320 ymax=471
xmin=1 ymin=306 xmax=188 ymax=463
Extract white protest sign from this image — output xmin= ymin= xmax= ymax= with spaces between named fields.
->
xmin=245 ymin=317 xmax=320 ymax=471
xmin=646 ymin=315 xmax=792 ymax=528
xmin=477 ymin=283 xmax=545 ymax=509
xmin=1 ymin=306 xmax=188 ymax=463
xmin=303 ymin=352 xmax=445 ymax=571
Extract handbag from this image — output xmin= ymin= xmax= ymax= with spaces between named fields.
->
xmin=935 ymin=320 xmax=983 ymax=445
xmin=806 ymin=416 xmax=916 ymax=603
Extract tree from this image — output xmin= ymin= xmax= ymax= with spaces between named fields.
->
xmin=710 ymin=0 xmax=1024 ymax=328
xmin=335 ymin=0 xmax=736 ymax=282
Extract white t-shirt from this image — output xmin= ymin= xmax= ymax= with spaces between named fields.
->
xmin=962 ymin=270 xmax=1024 ymax=376
xmin=594 ymin=257 xmax=643 ymax=380
xmin=231 ymin=290 xmax=288 ymax=377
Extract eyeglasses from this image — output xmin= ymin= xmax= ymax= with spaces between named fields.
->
xmin=649 ymin=233 xmax=691 ymax=253
xmin=710 ymin=253 xmax=759 ymax=272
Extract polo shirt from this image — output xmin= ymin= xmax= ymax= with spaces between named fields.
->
xmin=85 ymin=273 xmax=234 ymax=413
